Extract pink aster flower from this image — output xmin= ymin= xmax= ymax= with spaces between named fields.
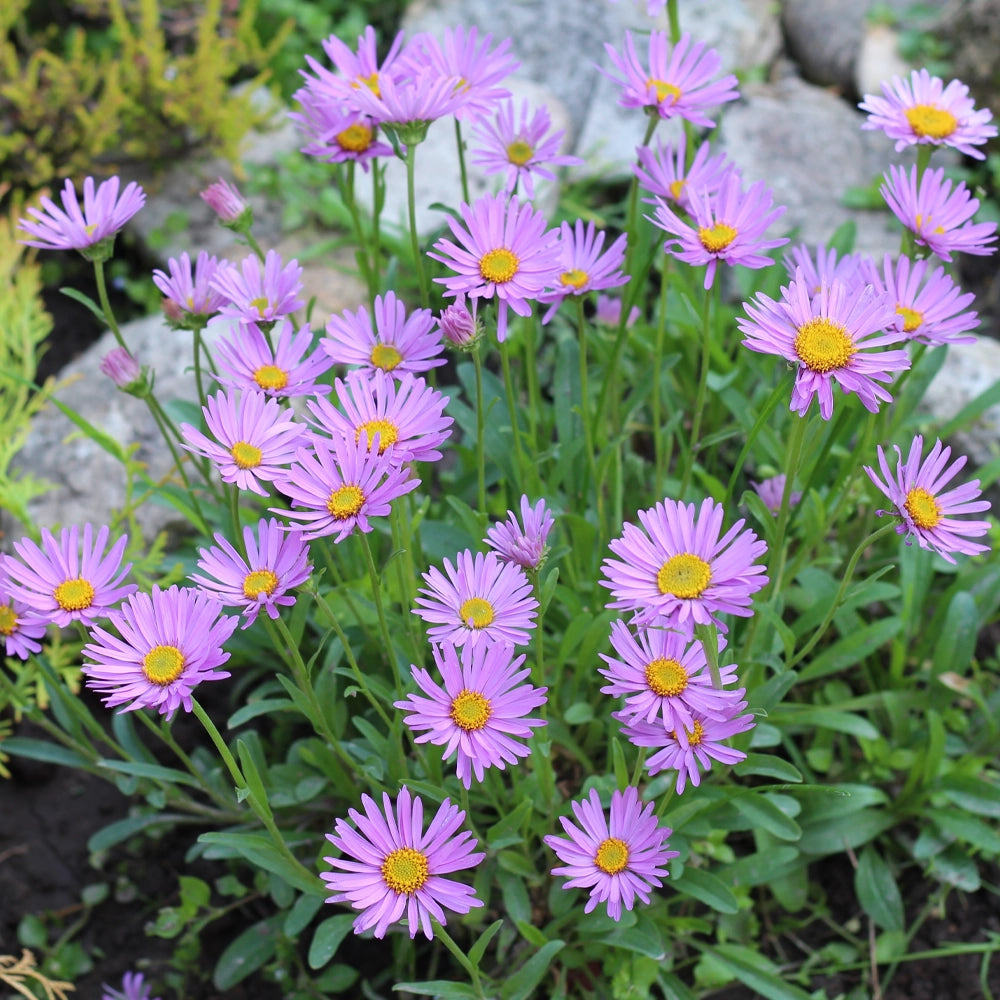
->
xmin=619 ymin=701 xmax=755 ymax=793
xmin=395 ymin=640 xmax=547 ymax=788
xmin=751 ymin=474 xmax=802 ymax=516
xmin=782 ymin=242 xmax=866 ymax=295
xmin=274 ymin=434 xmax=418 ymax=542
xmin=429 ymin=192 xmax=562 ymax=342
xmin=864 ymin=435 xmax=991 ymax=563
xmin=308 ymin=369 xmax=453 ymax=464
xmin=214 ymin=320 xmax=333 ymax=398
xmin=152 ymin=250 xmax=229 ymax=327
xmin=323 ymin=290 xmax=445 ymax=376
xmin=880 ymin=165 xmax=998 ymax=262
xmin=101 ymin=971 xmax=160 ymax=1000
xmin=539 ymin=219 xmax=628 ymax=323
xmin=595 ymin=294 xmax=641 ymax=329
xmin=18 ymin=176 xmax=145 ymax=255
xmin=599 ymin=620 xmax=743 ymax=736
xmin=290 ymin=88 xmax=392 ymax=169
xmin=349 ymin=68 xmax=465 ymax=131
xmin=634 ymin=135 xmax=732 ymax=213
xmin=739 ymin=272 xmax=910 ymax=420
xmin=322 ymin=785 xmax=484 ymax=939
xmin=484 ymin=495 xmax=555 ymax=571
xmin=544 ymin=786 xmax=678 ymax=921
xmin=3 ymin=524 xmax=136 ymax=628
xmin=650 ymin=166 xmax=788 ymax=289
xmin=81 ymin=585 xmax=238 ymax=719
xmin=863 ymin=253 xmax=978 ymax=346
xmin=413 ymin=549 xmax=539 ymax=649
xmin=189 ymin=518 xmax=312 ymax=628
xmin=180 ymin=390 xmax=308 ymax=497
xmin=602 ymin=30 xmax=739 ymax=127
xmin=860 ymin=68 xmax=997 ymax=160
xmin=470 ymin=99 xmax=584 ymax=200
xmin=200 ymin=178 xmax=250 ymax=225
xmin=600 ymin=498 xmax=768 ymax=633
xmin=210 ymin=249 xmax=305 ymax=325
xmin=0 ymin=565 xmax=48 ymax=659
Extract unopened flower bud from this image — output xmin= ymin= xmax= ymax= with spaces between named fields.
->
xmin=200 ymin=178 xmax=253 ymax=233
xmin=439 ymin=296 xmax=481 ymax=350
xmin=100 ymin=347 xmax=151 ymax=398
xmin=595 ymin=294 xmax=640 ymax=329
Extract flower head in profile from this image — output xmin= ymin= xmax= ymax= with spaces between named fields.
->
xmin=864 ymin=435 xmax=991 ymax=563
xmin=180 ymin=390 xmax=307 ymax=496
xmin=101 ymin=971 xmax=161 ymax=1000
xmin=880 ymin=165 xmax=997 ymax=262
xmin=429 ymin=192 xmax=561 ymax=342
xmin=99 ymin=347 xmax=149 ymax=397
xmin=414 ymin=549 xmax=538 ymax=648
xmin=544 ymin=786 xmax=678 ymax=921
xmin=349 ymin=69 xmax=465 ymax=135
xmin=602 ymin=30 xmax=739 ymax=126
xmin=634 ymin=135 xmax=732 ymax=213
xmin=539 ymin=219 xmax=628 ymax=324
xmin=600 ymin=498 xmax=768 ymax=633
xmin=189 ymin=518 xmax=312 ymax=628
xmin=152 ymin=250 xmax=229 ymax=328
xmin=782 ymin=242 xmax=866 ymax=294
xmin=650 ymin=167 xmax=788 ymax=289
xmin=395 ymin=640 xmax=547 ymax=788
xmin=18 ymin=176 xmax=145 ymax=258
xmin=210 ymin=249 xmax=305 ymax=325
xmin=484 ymin=495 xmax=555 ymax=571
xmin=323 ymin=290 xmax=445 ymax=376
xmin=739 ymin=271 xmax=910 ymax=420
xmin=275 ymin=434 xmax=418 ymax=542
xmin=595 ymin=294 xmax=641 ymax=329
xmin=290 ymin=87 xmax=392 ymax=169
xmin=200 ymin=178 xmax=251 ymax=228
xmin=439 ymin=294 xmax=482 ymax=349
xmin=0 ymin=565 xmax=48 ymax=660
xmin=859 ymin=69 xmax=997 ymax=160
xmin=82 ymin=585 xmax=238 ymax=719
xmin=322 ymin=785 xmax=484 ymax=939
xmin=3 ymin=524 xmax=136 ymax=628
xmin=470 ymin=99 xmax=583 ymax=200
xmin=751 ymin=474 xmax=802 ymax=516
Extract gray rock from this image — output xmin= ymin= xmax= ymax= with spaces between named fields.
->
xmin=854 ymin=22 xmax=911 ymax=99
xmin=939 ymin=0 xmax=1000 ymax=121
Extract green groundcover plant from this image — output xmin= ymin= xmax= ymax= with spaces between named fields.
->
xmin=2 ymin=1 xmax=1000 ymax=997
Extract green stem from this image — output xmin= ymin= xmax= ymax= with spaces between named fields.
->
xmin=667 ymin=0 xmax=681 ymax=41
xmin=576 ymin=297 xmax=598 ymax=506
xmin=653 ymin=266 xmax=670 ymax=491
xmin=722 ymin=379 xmax=788 ymax=510
xmin=472 ymin=347 xmax=488 ymax=526
xmin=405 ymin=143 xmax=431 ymax=309
xmin=432 ymin=921 xmax=486 ymax=999
xmin=454 ymin=118 xmax=471 ymax=206
xmin=500 ymin=337 xmax=528 ymax=488
xmin=371 ymin=160 xmax=384 ymax=293
xmin=360 ymin=532 xmax=403 ymax=699
xmin=678 ymin=281 xmax=714 ymax=499
xmin=243 ymin=230 xmax=267 ymax=263
xmin=768 ymin=412 xmax=809 ymax=597
xmin=343 ymin=162 xmax=375 ymax=297
xmin=93 ymin=259 xmax=127 ymax=351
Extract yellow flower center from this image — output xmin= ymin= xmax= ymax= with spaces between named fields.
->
xmin=459 ymin=597 xmax=494 ymax=629
xmin=904 ymin=486 xmax=942 ymax=529
xmin=142 ymin=644 xmax=185 ymax=686
xmin=337 ymin=123 xmax=374 ymax=153
xmin=698 ymin=222 xmax=738 ymax=253
xmin=253 ymin=364 xmax=289 ymax=391
xmin=479 ymin=248 xmax=519 ymax=284
xmin=327 ymin=484 xmax=365 ymax=519
xmin=53 ymin=578 xmax=95 ymax=612
xmin=904 ymin=104 xmax=958 ymax=140
xmin=594 ymin=837 xmax=630 ymax=875
xmin=506 ymin=140 xmax=534 ymax=166
xmin=915 ymin=213 xmax=946 ymax=235
xmin=449 ymin=689 xmax=492 ymax=731
xmin=645 ymin=657 xmax=689 ymax=697
xmin=243 ymin=569 xmax=278 ymax=599
xmin=84 ymin=222 xmax=99 ymax=237
xmin=353 ymin=71 xmax=381 ymax=98
xmin=0 ymin=605 xmax=18 ymax=636
xmin=668 ymin=178 xmax=686 ymax=201
xmin=794 ymin=318 xmax=856 ymax=373
xmin=356 ymin=419 xmax=399 ymax=453
xmin=673 ymin=718 xmax=706 ymax=746
xmin=231 ymin=441 xmax=263 ymax=469
xmin=646 ymin=78 xmax=682 ymax=104
xmin=657 ymin=553 xmax=712 ymax=599
xmin=895 ymin=304 xmax=923 ymax=334
xmin=559 ymin=269 xmax=589 ymax=289
xmin=249 ymin=296 xmax=273 ymax=316
xmin=381 ymin=846 xmax=429 ymax=894
xmin=370 ymin=343 xmax=402 ymax=371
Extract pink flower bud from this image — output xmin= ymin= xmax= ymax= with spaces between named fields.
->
xmin=200 ymin=178 xmax=251 ymax=228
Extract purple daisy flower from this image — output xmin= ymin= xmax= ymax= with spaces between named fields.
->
xmin=180 ymin=389 xmax=307 ymax=497
xmin=751 ymin=474 xmax=802 ymax=516
xmin=214 ymin=320 xmax=333 ymax=398
xmin=602 ymin=30 xmax=739 ymax=127
xmin=863 ymin=254 xmax=978 ymax=346
xmin=307 ymin=369 xmax=453 ymax=464
xmin=470 ymin=99 xmax=584 ymax=201
xmin=600 ymin=498 xmax=768 ymax=633
xmin=618 ymin=702 xmax=755 ymax=793
xmin=782 ymin=242 xmax=866 ymax=294
xmin=595 ymin=294 xmax=641 ymax=329
xmin=539 ymin=219 xmax=628 ymax=324
xmin=0 ymin=564 xmax=48 ymax=659
xmin=880 ymin=165 xmax=998 ymax=262
xmin=101 ymin=971 xmax=160 ymax=1000
xmin=739 ymin=272 xmax=910 ymax=420
xmin=3 ymin=524 xmax=136 ymax=628
xmin=274 ymin=434 xmax=419 ymax=542
xmin=322 ymin=785 xmax=484 ymax=939
xmin=429 ymin=192 xmax=562 ymax=342
xmin=544 ymin=786 xmax=678 ymax=921
xmin=484 ymin=494 xmax=555 ymax=571
xmin=323 ymin=290 xmax=445 ymax=376
xmin=634 ymin=135 xmax=732 ymax=214
xmin=210 ymin=249 xmax=305 ymax=325
xmin=413 ymin=549 xmax=539 ymax=649
xmin=394 ymin=640 xmax=547 ymax=788
xmin=349 ymin=68 xmax=465 ymax=130
xmin=599 ymin=619 xmax=743 ymax=736
xmin=18 ymin=176 xmax=145 ymax=255
xmin=859 ymin=68 xmax=997 ymax=160
xmin=290 ymin=87 xmax=392 ymax=169
xmin=306 ymin=26 xmax=407 ymax=117
xmin=152 ymin=250 xmax=230 ymax=328
xmin=864 ymin=435 xmax=991 ymax=563
xmin=189 ymin=518 xmax=312 ymax=628
xmin=650 ymin=166 xmax=788 ymax=289
xmin=82 ymin=585 xmax=237 ymax=719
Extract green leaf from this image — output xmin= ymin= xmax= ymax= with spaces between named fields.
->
xmin=501 ymin=940 xmax=565 ymax=1000
xmin=706 ymin=944 xmax=812 ymax=1000
xmin=600 ymin=911 xmax=667 ymax=959
xmin=672 ymin=867 xmax=739 ymax=914
xmin=237 ymin=738 xmax=273 ymax=822
xmin=731 ymin=790 xmax=801 ymax=841
xmin=228 ymin=698 xmax=296 ymax=728
xmin=939 ymin=776 xmax=1000 ymax=818
xmin=213 ymin=918 xmax=280 ymax=990
xmin=515 ymin=919 xmax=549 ymax=948
xmin=931 ymin=591 xmax=979 ymax=679
xmin=2 ymin=738 xmax=89 ymax=769
xmin=198 ymin=831 xmax=320 ymax=895
xmin=719 ymin=847 xmax=800 ymax=888
xmin=563 ymin=701 xmax=594 ymax=725
xmin=307 ymin=914 xmax=355 ymax=970
xmin=733 ymin=754 xmax=802 ymax=783
xmin=930 ymin=809 xmax=1000 ymax=855
xmin=486 ymin=798 xmax=533 ymax=850
xmin=774 ymin=707 xmax=879 ymax=741
xmin=87 ymin=813 xmax=186 ymax=853
xmin=928 ymin=844 xmax=981 ymax=890
xmin=798 ymin=808 xmax=894 ymax=856
xmin=798 ymin=617 xmax=902 ymax=682
xmin=59 ymin=286 xmax=106 ymax=323
xmin=611 ymin=737 xmax=630 ymax=790
xmin=284 ymin=893 xmax=324 ymax=937
xmin=855 ymin=846 xmax=904 ymax=932
xmin=392 ymin=982 xmax=481 ymax=999
xmin=468 ymin=919 xmax=503 ymax=968
xmin=96 ymin=758 xmax=202 ymax=788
